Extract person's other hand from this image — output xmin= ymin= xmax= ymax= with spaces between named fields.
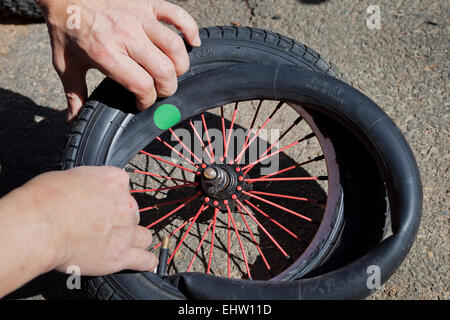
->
xmin=37 ymin=0 xmax=200 ymax=121
xmin=21 ymin=166 xmax=157 ymax=275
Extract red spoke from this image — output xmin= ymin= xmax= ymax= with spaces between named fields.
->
xmin=130 ymin=169 xmax=191 ymax=183
xmin=206 ymin=207 xmax=219 ymax=274
xmin=201 ymin=113 xmax=215 ymax=162
xmin=139 ymin=196 xmax=196 ymax=213
xmin=221 ymin=106 xmax=227 ymax=159
xmin=152 ymin=206 xmax=209 ymax=251
xmin=244 ymin=200 xmax=299 ymax=240
xmin=242 ymin=133 xmax=315 ymax=174
xmin=263 ymin=116 xmax=302 ymax=155
xmin=249 ymin=100 xmax=263 ymax=134
xmin=235 ymin=102 xmax=283 ymax=163
xmin=243 ymin=100 xmax=263 ymax=148
xmin=226 ymin=205 xmax=252 ymax=279
xmin=187 ymin=217 xmax=215 ymax=272
xmin=247 ymin=156 xmax=324 ymax=183
xmin=250 ymin=190 xmax=324 ymax=205
xmin=169 ymin=128 xmax=202 ymax=164
xmin=145 ymin=194 xmax=199 ymax=229
xmin=227 ymin=208 xmax=231 ymax=278
xmin=168 ymin=204 xmax=208 ymax=264
xmin=245 ymin=177 xmax=322 ymax=183
xmin=242 ymin=190 xmax=312 ymax=222
xmin=244 ymin=116 xmax=302 ymax=173
xmin=131 ymin=182 xmax=197 ymax=193
xmin=152 ymin=218 xmax=193 ymax=251
xmin=224 ymin=102 xmax=238 ymax=160
xmin=189 ymin=119 xmax=213 ymax=161
xmin=236 ymin=206 xmax=271 ymax=271
xmin=155 ymin=136 xmax=198 ymax=168
xmin=140 ymin=150 xmax=196 ymax=174
xmin=236 ymin=200 xmax=289 ymax=258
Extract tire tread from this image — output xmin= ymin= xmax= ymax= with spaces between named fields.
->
xmin=198 ymin=26 xmax=348 ymax=82
xmin=0 ymin=0 xmax=43 ymax=20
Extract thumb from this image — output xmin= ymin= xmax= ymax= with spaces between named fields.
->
xmin=60 ymin=69 xmax=88 ymax=122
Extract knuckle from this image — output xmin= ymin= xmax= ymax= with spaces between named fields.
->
xmin=176 ymin=59 xmax=190 ymax=76
xmin=154 ymin=62 xmax=177 ymax=96
xmin=168 ymin=34 xmax=185 ymax=52
xmin=141 ymin=225 xmax=152 ymax=238
xmin=157 ymin=82 xmax=177 ymax=97
xmin=129 ymin=196 xmax=139 ymax=212
xmin=110 ymin=239 xmax=128 ymax=263
xmin=157 ymin=60 xmax=176 ymax=81
xmin=103 ymin=166 xmax=130 ymax=187
xmin=146 ymin=229 xmax=153 ymax=243
xmin=134 ymin=77 xmax=155 ymax=95
xmin=88 ymin=43 xmax=109 ymax=62
xmin=137 ymin=228 xmax=152 ymax=247
xmin=108 ymin=14 xmax=138 ymax=41
xmin=127 ymin=198 xmax=139 ymax=222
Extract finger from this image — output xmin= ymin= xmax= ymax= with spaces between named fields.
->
xmin=97 ymin=51 xmax=157 ymax=110
xmin=143 ymin=20 xmax=190 ymax=76
xmin=59 ymin=68 xmax=88 ymax=122
xmin=153 ymin=0 xmax=200 ymax=47
xmin=126 ymin=30 xmax=178 ymax=98
xmin=131 ymin=225 xmax=153 ymax=249
xmin=101 ymin=166 xmax=131 ymax=192
xmin=127 ymin=195 xmax=140 ymax=225
xmin=121 ymin=248 xmax=159 ymax=272
xmin=134 ymin=208 xmax=141 ymax=225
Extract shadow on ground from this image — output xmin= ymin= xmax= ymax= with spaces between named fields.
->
xmin=0 ymin=88 xmax=69 ymax=197
xmin=0 ymin=88 xmax=87 ymax=299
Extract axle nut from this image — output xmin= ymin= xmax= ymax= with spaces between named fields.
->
xmin=203 ymin=167 xmax=217 ymax=180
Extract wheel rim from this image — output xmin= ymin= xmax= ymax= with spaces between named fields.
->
xmin=126 ymin=99 xmax=341 ymax=281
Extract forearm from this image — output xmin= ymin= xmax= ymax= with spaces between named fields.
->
xmin=0 ymin=185 xmax=59 ymax=298
xmin=0 ymin=167 xmax=157 ymax=298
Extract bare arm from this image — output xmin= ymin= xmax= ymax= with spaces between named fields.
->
xmin=0 ymin=167 xmax=157 ymax=298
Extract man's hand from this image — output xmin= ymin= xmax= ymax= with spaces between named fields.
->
xmin=26 ymin=166 xmax=158 ymax=275
xmin=36 ymin=0 xmax=200 ymax=121
xmin=0 ymin=167 xmax=157 ymax=297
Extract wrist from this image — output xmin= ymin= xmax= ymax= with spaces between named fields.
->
xmin=0 ymin=182 xmax=64 ymax=273
xmin=0 ymin=181 xmax=68 ymax=296
xmin=24 ymin=177 xmax=71 ymax=271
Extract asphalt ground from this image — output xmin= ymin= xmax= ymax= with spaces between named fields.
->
xmin=0 ymin=0 xmax=448 ymax=300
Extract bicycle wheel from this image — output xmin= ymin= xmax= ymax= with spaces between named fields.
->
xmin=126 ymin=99 xmax=342 ymax=281
xmin=61 ymin=28 xmax=401 ymax=299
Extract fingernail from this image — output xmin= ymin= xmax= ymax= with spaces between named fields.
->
xmin=66 ymin=109 xmax=75 ymax=122
xmin=151 ymin=258 xmax=159 ymax=272
xmin=193 ymin=35 xmax=201 ymax=47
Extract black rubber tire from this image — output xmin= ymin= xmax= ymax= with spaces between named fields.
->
xmin=67 ymin=63 xmax=420 ymax=300
xmin=60 ymin=27 xmax=388 ymax=299
xmin=186 ymin=26 xmax=349 ymax=83
xmin=155 ymin=64 xmax=420 ymax=299
xmin=0 ymin=0 xmax=43 ymax=20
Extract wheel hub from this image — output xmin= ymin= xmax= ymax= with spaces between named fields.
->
xmin=197 ymin=163 xmax=251 ymax=210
